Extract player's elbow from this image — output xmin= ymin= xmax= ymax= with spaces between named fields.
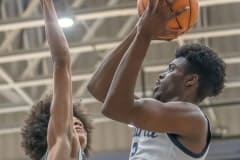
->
xmin=87 ymin=82 xmax=94 ymax=97
xmin=102 ymin=107 xmax=132 ymax=124
xmin=101 ymin=101 xmax=114 ymax=117
xmin=101 ymin=100 xmax=119 ymax=119
xmin=102 ymin=100 xmax=132 ymax=123
xmin=87 ymin=82 xmax=105 ymax=103
xmin=101 ymin=106 xmax=111 ymax=118
xmin=102 ymin=107 xmax=124 ymax=123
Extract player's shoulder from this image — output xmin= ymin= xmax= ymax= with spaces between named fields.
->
xmin=139 ymin=98 xmax=206 ymax=123
xmin=137 ymin=98 xmax=201 ymax=111
xmin=173 ymin=101 xmax=208 ymax=134
xmin=170 ymin=101 xmax=206 ymax=122
xmin=165 ymin=101 xmax=203 ymax=113
xmin=168 ymin=101 xmax=208 ymax=137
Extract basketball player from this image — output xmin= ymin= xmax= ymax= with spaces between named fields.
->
xmin=88 ymin=0 xmax=225 ymax=159
xmin=21 ymin=0 xmax=92 ymax=160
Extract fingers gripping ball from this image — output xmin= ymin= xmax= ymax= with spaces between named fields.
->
xmin=137 ymin=0 xmax=199 ymax=39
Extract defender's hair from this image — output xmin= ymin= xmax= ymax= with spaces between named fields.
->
xmin=21 ymin=94 xmax=93 ymax=160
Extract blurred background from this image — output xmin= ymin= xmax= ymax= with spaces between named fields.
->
xmin=0 ymin=0 xmax=240 ymax=159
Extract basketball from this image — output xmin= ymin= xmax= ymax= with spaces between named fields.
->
xmin=137 ymin=0 xmax=199 ymax=39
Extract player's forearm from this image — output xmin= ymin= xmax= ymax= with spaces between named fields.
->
xmin=102 ymin=32 xmax=151 ymax=122
xmin=42 ymin=0 xmax=73 ymax=135
xmin=42 ymin=0 xmax=70 ymax=65
xmin=87 ymin=27 xmax=137 ymax=102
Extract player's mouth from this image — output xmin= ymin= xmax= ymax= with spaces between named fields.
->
xmin=74 ymin=126 xmax=84 ymax=133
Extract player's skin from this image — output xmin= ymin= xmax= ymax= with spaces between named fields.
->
xmin=88 ymin=0 xmax=208 ymax=154
xmin=41 ymin=0 xmax=87 ymax=159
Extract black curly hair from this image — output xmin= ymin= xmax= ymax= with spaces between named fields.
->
xmin=175 ymin=43 xmax=226 ymax=101
xmin=21 ymin=93 xmax=93 ymax=160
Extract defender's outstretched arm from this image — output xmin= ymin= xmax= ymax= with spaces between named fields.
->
xmin=41 ymin=0 xmax=74 ymax=159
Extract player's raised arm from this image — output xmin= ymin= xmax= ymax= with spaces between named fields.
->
xmin=87 ymin=27 xmax=137 ymax=102
xmin=41 ymin=0 xmax=73 ymax=151
xmin=101 ymin=0 xmax=196 ymax=134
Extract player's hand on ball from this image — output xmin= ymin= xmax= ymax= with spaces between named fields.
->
xmin=137 ymin=0 xmax=188 ymax=40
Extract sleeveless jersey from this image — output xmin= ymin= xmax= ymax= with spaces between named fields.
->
xmin=129 ymin=119 xmax=211 ymax=160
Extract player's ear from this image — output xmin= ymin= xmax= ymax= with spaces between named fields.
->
xmin=184 ymin=74 xmax=198 ymax=87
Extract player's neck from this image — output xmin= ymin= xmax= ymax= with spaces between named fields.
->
xmin=168 ymin=93 xmax=198 ymax=105
xmin=179 ymin=93 xmax=199 ymax=104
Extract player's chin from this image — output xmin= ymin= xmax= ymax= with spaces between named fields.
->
xmin=153 ymin=90 xmax=164 ymax=101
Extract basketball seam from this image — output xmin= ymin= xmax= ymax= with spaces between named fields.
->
xmin=165 ymin=0 xmax=181 ymax=29
xmin=188 ymin=0 xmax=192 ymax=29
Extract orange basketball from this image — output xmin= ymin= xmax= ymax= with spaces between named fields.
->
xmin=137 ymin=0 xmax=199 ymax=40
